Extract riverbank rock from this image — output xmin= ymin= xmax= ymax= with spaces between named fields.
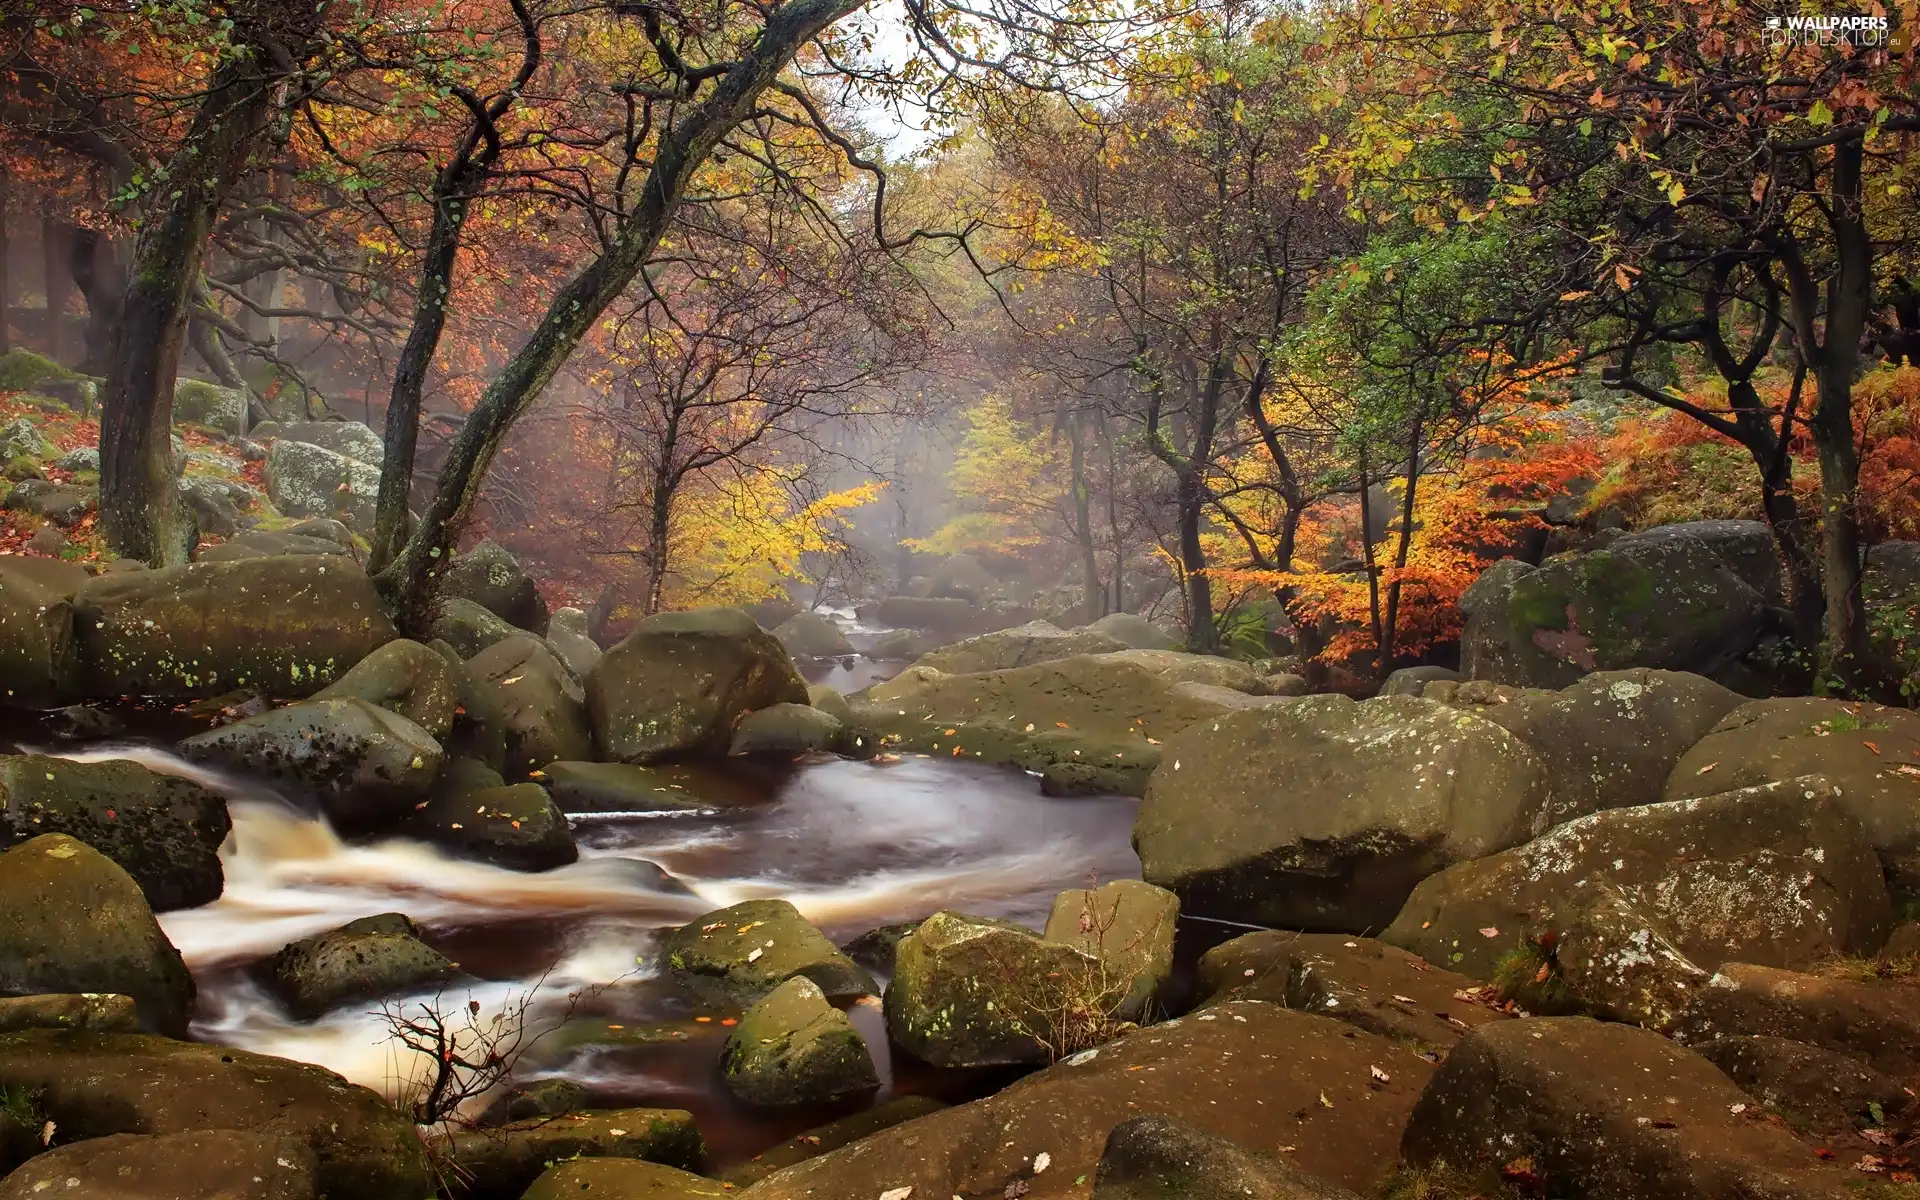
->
xmin=1091 ymin=1115 xmax=1365 ymax=1200
xmin=410 ymin=781 xmax=577 ymax=871
xmin=1402 ymin=1017 xmax=1849 ymax=1200
xmin=0 ymin=557 xmax=83 ymax=707
xmin=720 ymin=1097 xmax=947 ymax=1187
xmin=1383 ymin=777 xmax=1891 ymax=1028
xmin=313 ymin=637 xmax=459 ymax=741
xmin=1379 ymin=665 xmax=1462 ymax=697
xmin=1094 ymin=648 xmax=1277 ymax=694
xmin=431 ymin=596 xmax=518 ymax=659
xmin=1007 ymin=727 xmax=1165 ymax=796
xmin=587 ymin=607 xmax=808 ymax=763
xmin=721 ymin=976 xmax=878 ymax=1106
xmin=439 ymin=1108 xmax=703 ymax=1200
xmin=1693 ymin=1034 xmax=1910 ymax=1135
xmin=264 ymin=913 xmax=459 ymax=1020
xmin=1673 ymin=962 xmax=1920 ymax=1079
xmin=868 ymin=595 xmax=981 ymax=634
xmin=547 ymin=606 xmax=601 ymax=679
xmin=0 ymin=835 xmax=194 ymax=1036
xmin=729 ymin=702 xmax=842 ymax=756
xmin=1135 ymin=695 xmax=1551 ymax=932
xmin=806 ymin=683 xmax=851 ymax=721
xmin=538 ymin=760 xmax=713 ymax=813
xmin=0 ymin=1029 xmax=432 ymax=1199
xmin=438 ymin=539 xmax=548 ymax=634
xmin=0 ymin=754 xmax=230 ymax=911
xmin=869 ymin=628 xmax=934 ymax=660
xmin=1666 ymin=697 xmax=1920 ymax=892
xmin=0 ymin=992 xmax=139 ymax=1034
xmin=0 ymin=1129 xmax=318 ymax=1200
xmin=179 ymin=697 xmax=444 ymax=833
xmin=1485 ymin=668 xmax=1745 ymax=825
xmin=265 ymin=439 xmax=380 ymax=535
xmin=73 ymin=556 xmax=396 ymax=699
xmin=1042 ymin=880 xmax=1178 ymax=1020
xmin=912 ymin=620 xmax=1130 ymax=674
xmin=1083 ymin=611 xmax=1182 ymax=650
xmin=521 ymin=1158 xmax=726 ymax=1200
xmin=465 ymin=634 xmax=593 ymax=778
xmin=665 ymin=899 xmax=875 ymax=1007
xmin=738 ymin=1001 xmax=1434 ymax=1200
xmin=772 ymin=611 xmax=854 ymax=658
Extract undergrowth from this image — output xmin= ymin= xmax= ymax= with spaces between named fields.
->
xmin=1489 ymin=935 xmax=1585 ymax=1016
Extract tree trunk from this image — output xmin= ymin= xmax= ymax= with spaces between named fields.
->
xmin=1069 ymin=415 xmax=1104 ymax=622
xmin=1357 ymin=456 xmax=1385 ymax=668
xmin=1176 ymin=467 xmax=1217 ymax=653
xmin=1379 ymin=429 xmax=1423 ymax=679
xmin=71 ymin=227 xmax=124 ymax=375
xmin=41 ymin=218 xmax=70 ymax=362
xmin=0 ymin=166 xmax=10 ymax=355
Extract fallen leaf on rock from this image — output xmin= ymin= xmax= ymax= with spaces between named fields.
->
xmin=1858 ymin=1156 xmax=1889 ymax=1173
xmin=878 ymin=1189 xmax=913 ymax=1200
xmin=1478 ymin=927 xmax=1501 ymax=938
xmin=1033 ymin=1152 xmax=1051 ymax=1174
xmin=1892 ymin=1171 xmax=1916 ymax=1183
xmin=1863 ymin=1129 xmax=1896 ymax=1147
xmin=1729 ymin=1103 xmax=1747 ymax=1115
xmin=1696 ymin=761 xmax=1718 ymax=774
xmin=1318 ymin=1091 xmax=1333 ymax=1109
xmin=1369 ymin=1065 xmax=1391 ymax=1084
xmin=1866 ymin=741 xmax=1882 ymax=755
xmin=1500 ymin=1157 xmax=1540 ymax=1187
xmin=747 ymin=948 xmax=764 ymax=962
xmin=1816 ymin=1148 xmax=1836 ymax=1161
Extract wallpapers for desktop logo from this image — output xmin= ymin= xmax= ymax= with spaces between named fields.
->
xmin=1764 ymin=12 xmax=1911 ymax=51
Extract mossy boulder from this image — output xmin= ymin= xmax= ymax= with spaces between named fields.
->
xmin=1082 ymin=611 xmax=1182 ymax=650
xmin=265 ymin=439 xmax=380 ymax=535
xmin=429 ymin=596 xmax=517 ymax=659
xmin=72 ymin=556 xmax=397 ymax=699
xmin=408 ymin=780 xmax=577 ymax=871
xmin=0 ymin=1129 xmax=318 ymax=1200
xmin=465 ymin=634 xmax=593 ymax=778
xmin=313 ymin=637 xmax=459 ymax=741
xmin=547 ymin=605 xmax=602 ymax=679
xmin=911 ymin=620 xmax=1130 ymax=674
xmin=0 ymin=992 xmax=140 ymax=1034
xmin=521 ymin=1158 xmax=728 ymax=1200
xmin=537 ymin=760 xmax=713 ymax=814
xmin=868 ymin=595 xmax=981 ymax=634
xmin=0 ymin=835 xmax=194 ymax=1036
xmin=0 ymin=1029 xmax=432 ymax=1199
xmin=179 ymin=697 xmax=443 ymax=833
xmin=1384 ymin=776 xmax=1892 ymax=1028
xmin=197 ymin=529 xmax=354 ymax=562
xmin=728 ymin=702 xmax=842 ymax=756
xmin=664 ymin=898 xmax=875 ymax=1007
xmin=1008 ymin=728 xmax=1163 ymax=796
xmin=272 ymin=420 xmax=384 ymax=465
xmin=716 ymin=1096 xmax=947 ymax=1187
xmin=1092 ymin=1114 xmax=1364 ymax=1200
xmin=437 ymin=538 xmax=548 ymax=635
xmin=172 ymin=377 xmax=248 ymax=435
xmin=869 ymin=628 xmax=934 ymax=660
xmin=264 ymin=913 xmax=459 ymax=1020
xmin=1379 ymin=665 xmax=1462 ymax=697
xmin=1042 ymin=880 xmax=1178 ymax=1020
xmin=477 ymin=1078 xmax=590 ymax=1126
xmin=0 ymin=556 xmax=84 ymax=708
xmin=586 ymin=607 xmax=808 ymax=763
xmin=4 ymin=478 xmax=93 ymax=526
xmin=0 ymin=754 xmax=230 ymax=911
xmin=439 ymin=1108 xmax=703 ymax=1200
xmin=772 ymin=611 xmax=854 ymax=658
xmin=1134 ymin=695 xmax=1552 ymax=932
xmin=721 ymin=976 xmax=878 ymax=1106
xmin=0 ymin=348 xmax=79 ymax=394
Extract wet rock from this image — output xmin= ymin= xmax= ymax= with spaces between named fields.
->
xmin=0 ymin=992 xmax=138 ymax=1033
xmin=1484 ymin=668 xmax=1745 ymax=826
xmin=410 ymin=781 xmax=577 ymax=871
xmin=439 ymin=1108 xmax=702 ymax=1200
xmin=772 ymin=611 xmax=854 ymax=658
xmin=839 ymin=922 xmax=920 ymax=974
xmin=538 ymin=760 xmax=712 ymax=814
xmin=869 ymin=627 xmax=934 ymax=660
xmin=912 ymin=620 xmax=1130 ymax=674
xmin=436 ymin=538 xmax=548 ymax=634
xmin=477 ymin=1078 xmax=589 ymax=1127
xmin=265 ymin=439 xmax=380 ymax=534
xmin=264 ymin=913 xmax=459 ymax=1020
xmin=314 ymin=637 xmax=460 ymax=741
xmin=1042 ymin=879 xmax=1178 ymax=1020
xmin=1135 ymin=695 xmax=1552 ymax=933
xmin=1092 ymin=1114 xmax=1365 ymax=1200
xmin=0 ymin=1029 xmax=430 ymax=1199
xmin=1169 ymin=680 xmax=1296 ymax=710
xmin=179 ymin=697 xmax=444 ymax=833
xmin=272 ymin=420 xmax=384 ymax=465
xmin=465 ymin=634 xmax=593 ymax=778
xmin=738 ymin=1001 xmax=1434 ymax=1200
xmin=171 ymin=377 xmax=249 ymax=434
xmin=1383 ymin=777 xmax=1891 ymax=1028
xmin=586 ymin=607 xmax=808 ymax=763
xmin=664 ymin=899 xmax=875 ymax=1007
xmin=4 ymin=478 xmax=93 ymax=526
xmin=432 ymin=595 xmax=519 ymax=659
xmin=433 ymin=639 xmax=508 ymax=773
xmin=547 ymin=606 xmax=601 ymax=679
xmin=729 ymin=702 xmax=842 ymax=756
xmin=0 ymin=753 xmax=231 ymax=911
xmin=1197 ymin=932 xmax=1509 ymax=1053
xmin=1008 ymin=728 xmax=1162 ymax=796
xmin=1379 ymin=665 xmax=1462 ymax=697
xmin=0 ymin=835 xmax=194 ymax=1036
xmin=869 ymin=595 xmax=981 ymax=634
xmin=806 ymin=683 xmax=852 ymax=721
xmin=0 ymin=557 xmax=82 ymax=708
xmin=0 ymin=1129 xmax=318 ymax=1200
xmin=722 ymin=976 xmax=878 ymax=1107
xmin=718 ymin=1095 xmax=947 ymax=1186
xmin=1082 ymin=611 xmax=1181 ymax=650
xmin=1666 ymin=697 xmax=1920 ymax=893
xmin=1673 ymin=962 xmax=1920 ymax=1078
xmin=1401 ymin=1017 xmax=1849 ymax=1200
xmin=1694 ymin=1034 xmax=1909 ymax=1134
xmin=521 ymin=1158 xmax=727 ymax=1200
xmin=73 ymin=556 xmax=397 ymax=699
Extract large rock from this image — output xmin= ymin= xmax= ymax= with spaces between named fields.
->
xmin=735 ymin=1001 xmax=1434 ymax=1200
xmin=265 ymin=439 xmax=380 ymax=535
xmin=0 ymin=754 xmax=230 ymax=911
xmin=0 ymin=992 xmax=140 ymax=1034
xmin=721 ymin=975 xmax=878 ymax=1106
xmin=172 ymin=377 xmax=248 ymax=434
xmin=0 ymin=1129 xmax=318 ymax=1200
xmin=1083 ymin=611 xmax=1182 ymax=650
xmin=586 ymin=607 xmax=808 ymax=763
xmin=1673 ymin=962 xmax=1920 ymax=1079
xmin=438 ymin=1108 xmax=702 ymax=1200
xmin=72 ymin=557 xmax=396 ymax=699
xmin=1666 ymin=697 xmax=1920 ymax=891
xmin=264 ymin=913 xmax=459 ymax=1020
xmin=313 ymin=637 xmax=459 ymax=740
xmin=433 ymin=639 xmax=507 ymax=772
xmin=179 ymin=697 xmax=444 ymax=833
xmin=1042 ymin=879 xmax=1178 ymax=1020
xmin=1485 ymin=668 xmax=1746 ymax=826
xmin=537 ymin=760 xmax=714 ymax=814
xmin=0 ymin=1029 xmax=432 ymax=1199
xmin=1378 ymin=665 xmax=1461 ymax=696
xmin=1092 ymin=1115 xmax=1364 ymax=1200
xmin=546 ymin=606 xmax=602 ymax=679
xmin=437 ymin=538 xmax=548 ymax=634
xmin=0 ymin=557 xmax=83 ymax=707
xmin=1134 ymin=695 xmax=1552 ymax=932
xmin=869 ymin=595 xmax=981 ymax=633
xmin=916 ymin=552 xmax=997 ymax=600
xmin=911 ymin=620 xmax=1129 ymax=674
xmin=3 ymin=479 xmax=92 ymax=526
xmin=1092 ymin=648 xmax=1277 ymax=694
xmin=1402 ymin=1017 xmax=1851 ymax=1200
xmin=771 ymin=611 xmax=854 ymax=658
xmin=1693 ymin=1034 xmax=1911 ymax=1135
xmin=0 ymin=835 xmax=194 ymax=1036
xmin=728 ymin=702 xmax=842 ymax=756
xmin=409 ymin=780 xmax=577 ymax=871
xmin=464 ymin=634 xmax=593 ymax=778
xmin=430 ymin=595 xmax=518 ymax=659
xmin=273 ymin=420 xmax=385 ymax=465
xmin=1384 ymin=777 xmax=1892 ymax=1028
xmin=717 ymin=1096 xmax=947 ymax=1186
xmin=197 ymin=528 xmax=354 ymax=562
xmin=521 ymin=1158 xmax=726 ymax=1200
xmin=665 ymin=899 xmax=874 ymax=1007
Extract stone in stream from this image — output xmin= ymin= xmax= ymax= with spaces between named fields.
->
xmin=1134 ymin=694 xmax=1552 ymax=933
xmin=729 ymin=702 xmax=843 ymax=756
xmin=869 ymin=627 xmax=934 ymax=661
xmin=806 ymin=682 xmax=852 ymax=721
xmin=0 ymin=556 xmax=85 ymax=708
xmin=1401 ymin=1017 xmax=1853 ymax=1200
xmin=772 ymin=610 xmax=854 ymax=658
xmin=1009 ymin=727 xmax=1166 ymax=797
xmin=0 ymin=1129 xmax=319 ymax=1200
xmin=538 ymin=760 xmax=713 ymax=813
xmin=437 ymin=538 xmax=549 ymax=635
xmin=313 ymin=637 xmax=460 ymax=741
xmin=438 ymin=1108 xmax=703 ymax=1200
xmin=1091 ymin=1114 xmax=1365 ymax=1200
xmin=587 ymin=607 xmax=808 ymax=763
xmin=1042 ymin=879 xmax=1178 ymax=1021
xmin=464 ymin=633 xmax=594 ymax=778
xmin=719 ymin=1095 xmax=947 ymax=1186
xmin=0 ymin=753 xmax=231 ymax=911
xmin=546 ymin=605 xmax=602 ymax=679
xmin=1692 ymin=1034 xmax=1911 ymax=1135
xmin=1672 ymin=962 xmax=1920 ymax=1079
xmin=0 ymin=835 xmax=194 ymax=1036
xmin=1383 ymin=776 xmax=1891 ymax=1029
xmin=477 ymin=1078 xmax=590 ymax=1127
xmin=0 ymin=1029 xmax=432 ymax=1199
xmin=431 ymin=595 xmax=519 ymax=659
xmin=263 ymin=913 xmax=459 ymax=1021
xmin=839 ymin=922 xmax=921 ymax=974
xmin=409 ymin=781 xmax=577 ymax=871
xmin=0 ymin=992 xmax=139 ymax=1034
xmin=1665 ymin=697 xmax=1920 ymax=894
xmin=869 ymin=595 xmax=981 ymax=634
xmin=664 ymin=899 xmax=875 ymax=1007
xmin=909 ymin=619 xmax=1129 ymax=674
xmin=721 ymin=976 xmax=879 ymax=1106
xmin=520 ymin=1158 xmax=727 ymax=1200
xmin=72 ymin=556 xmax=397 ymax=699
xmin=736 ymin=1001 xmax=1434 ymax=1200
xmin=178 ymin=697 xmax=443 ymax=834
